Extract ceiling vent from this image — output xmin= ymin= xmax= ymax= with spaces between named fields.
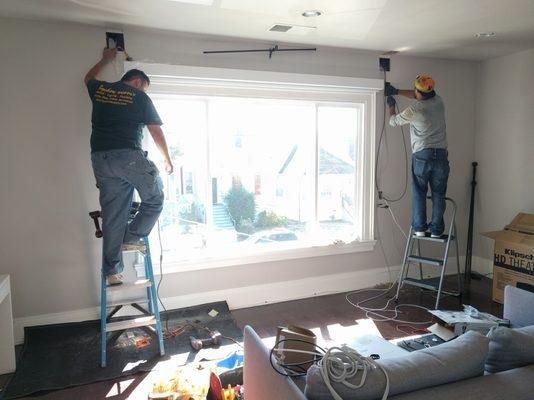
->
xmin=269 ymin=24 xmax=316 ymax=35
xmin=269 ymin=24 xmax=292 ymax=32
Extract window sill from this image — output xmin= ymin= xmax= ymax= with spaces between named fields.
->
xmin=136 ymin=240 xmax=376 ymax=275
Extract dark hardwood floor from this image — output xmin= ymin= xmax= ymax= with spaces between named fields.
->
xmin=0 ymin=277 xmax=499 ymax=400
xmin=233 ymin=275 xmax=501 ymax=340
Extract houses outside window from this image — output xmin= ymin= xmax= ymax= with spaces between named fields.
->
xmin=138 ymin=64 xmax=379 ymax=267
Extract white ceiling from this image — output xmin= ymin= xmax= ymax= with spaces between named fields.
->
xmin=1 ymin=0 xmax=533 ymax=60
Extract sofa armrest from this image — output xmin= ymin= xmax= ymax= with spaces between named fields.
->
xmin=504 ymin=285 xmax=534 ymax=327
xmin=243 ymin=325 xmax=307 ymax=400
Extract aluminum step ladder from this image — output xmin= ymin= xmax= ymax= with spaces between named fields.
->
xmin=394 ymin=197 xmax=462 ymax=310
xmin=90 ymin=205 xmax=165 ymax=368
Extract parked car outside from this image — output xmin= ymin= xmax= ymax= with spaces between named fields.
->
xmin=244 ymin=228 xmax=298 ymax=244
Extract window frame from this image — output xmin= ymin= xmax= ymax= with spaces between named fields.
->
xmin=128 ymin=62 xmax=381 ymax=273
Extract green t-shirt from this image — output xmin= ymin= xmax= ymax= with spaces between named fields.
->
xmin=86 ymin=79 xmax=162 ymax=152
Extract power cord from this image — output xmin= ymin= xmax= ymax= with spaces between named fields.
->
xmin=345 ymin=286 xmax=433 ymax=325
xmin=348 ymin=210 xmax=432 ymax=325
xmin=375 ymin=70 xmax=410 ymax=203
xmin=269 ymin=339 xmax=389 ymax=400
xmin=319 ymin=346 xmax=389 ymax=400
xmin=365 ymin=72 xmax=434 ymax=325
xmin=374 ymin=206 xmax=394 ymax=282
xmin=156 ymin=219 xmax=169 ymax=332
xmin=384 ymin=199 xmax=408 ymax=239
xmin=154 ymin=219 xmax=243 ymax=348
xmin=270 ymin=338 xmax=326 ymax=377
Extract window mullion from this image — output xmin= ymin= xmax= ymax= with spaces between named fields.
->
xmin=313 ymin=104 xmax=319 ymax=225
xmin=205 ymin=98 xmax=213 ymax=230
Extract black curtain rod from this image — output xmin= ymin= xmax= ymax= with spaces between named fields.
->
xmin=203 ymin=45 xmax=317 ymax=58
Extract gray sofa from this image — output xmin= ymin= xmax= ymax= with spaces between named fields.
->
xmin=244 ymin=286 xmax=534 ymax=399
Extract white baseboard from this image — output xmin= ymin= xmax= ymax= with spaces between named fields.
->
xmin=471 ymin=255 xmax=493 ymax=277
xmin=167 ymin=264 xmax=402 ymax=312
xmin=13 ymin=255 xmax=494 ymax=345
xmin=13 ymin=265 xmax=401 ymax=345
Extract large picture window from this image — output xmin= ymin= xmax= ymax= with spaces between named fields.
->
xmin=133 ymin=63 xmax=380 ymax=269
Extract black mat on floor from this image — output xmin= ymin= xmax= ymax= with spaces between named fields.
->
xmin=2 ymin=301 xmax=242 ymax=399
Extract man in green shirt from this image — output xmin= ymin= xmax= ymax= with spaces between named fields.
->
xmin=85 ymin=48 xmax=173 ymax=285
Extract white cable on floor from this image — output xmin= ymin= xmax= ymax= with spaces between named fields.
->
xmin=319 ymin=346 xmax=390 ymax=400
xmin=346 ymin=207 xmax=433 ymax=325
xmin=349 ymin=167 xmax=437 ymax=324
xmin=346 ymin=289 xmax=433 ymax=324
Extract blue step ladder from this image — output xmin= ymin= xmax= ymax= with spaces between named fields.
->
xmin=89 ymin=206 xmax=165 ymax=368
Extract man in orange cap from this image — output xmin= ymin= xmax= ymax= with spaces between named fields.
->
xmin=386 ymin=75 xmax=449 ymax=238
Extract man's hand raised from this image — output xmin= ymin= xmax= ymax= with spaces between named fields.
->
xmin=385 ymin=82 xmax=399 ymax=96
xmin=102 ymin=47 xmax=117 ymax=63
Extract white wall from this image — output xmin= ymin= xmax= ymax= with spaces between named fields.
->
xmin=0 ymin=18 xmax=477 ymax=331
xmin=473 ymin=48 xmax=534 ymax=266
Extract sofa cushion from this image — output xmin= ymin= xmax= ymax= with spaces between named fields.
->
xmin=305 ymin=331 xmax=489 ymax=400
xmin=503 ymin=285 xmax=534 ymax=327
xmin=485 ymin=325 xmax=534 ymax=373
xmin=390 ymin=365 xmax=534 ymax=400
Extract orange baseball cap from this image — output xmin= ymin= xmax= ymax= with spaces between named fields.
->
xmin=414 ymin=75 xmax=435 ymax=93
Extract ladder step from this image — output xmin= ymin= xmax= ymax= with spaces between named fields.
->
xmin=403 ymin=278 xmax=461 ymax=297
xmin=121 ymin=242 xmax=147 ymax=254
xmin=106 ymin=316 xmax=156 ymax=332
xmin=412 ymin=234 xmax=453 ymax=243
xmin=106 ymin=298 xmax=148 ymax=308
xmin=407 ymin=255 xmax=443 ymax=266
xmin=106 ymin=279 xmax=152 ymax=293
xmin=121 ymin=248 xmax=147 ymax=255
xmin=403 ymin=278 xmax=438 ymax=291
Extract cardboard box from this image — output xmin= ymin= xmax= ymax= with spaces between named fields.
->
xmin=428 ymin=308 xmax=509 ymax=339
xmin=482 ymin=213 xmax=534 ymax=303
xmin=275 ymin=326 xmax=317 ymax=372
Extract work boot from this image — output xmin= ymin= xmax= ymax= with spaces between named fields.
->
xmin=107 ymin=273 xmax=123 ymax=286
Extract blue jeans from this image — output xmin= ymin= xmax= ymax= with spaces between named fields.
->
xmin=91 ymin=149 xmax=164 ymax=275
xmin=411 ymin=148 xmax=450 ymax=235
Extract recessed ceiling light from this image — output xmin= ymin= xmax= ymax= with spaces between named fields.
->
xmin=475 ymin=32 xmax=496 ymax=38
xmin=302 ymin=10 xmax=322 ymax=17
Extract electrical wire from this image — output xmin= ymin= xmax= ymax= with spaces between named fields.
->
xmin=351 ymin=221 xmax=433 ymax=325
xmin=374 ymin=70 xmax=388 ymax=196
xmin=163 ymin=320 xmax=244 ymax=348
xmin=347 ymin=213 xmax=432 ymax=326
xmin=367 ymin=200 xmax=432 ymax=325
xmin=384 ymin=199 xmax=408 ymax=239
xmin=383 ymin=202 xmax=408 ymax=262
xmin=319 ymin=346 xmax=389 ymax=400
xmin=269 ymin=339 xmax=389 ymax=400
xmin=375 ymin=70 xmax=410 ymax=203
xmin=374 ymin=207 xmax=394 ymax=282
xmin=344 ymin=216 xmax=434 ymax=325
xmin=360 ymin=70 xmax=435 ymax=326
xmin=156 ymin=219 xmax=169 ymax=332
xmin=154 ymin=218 xmax=243 ymax=348
xmin=345 ymin=288 xmax=433 ymax=325
xmin=269 ymin=338 xmax=327 ymax=377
